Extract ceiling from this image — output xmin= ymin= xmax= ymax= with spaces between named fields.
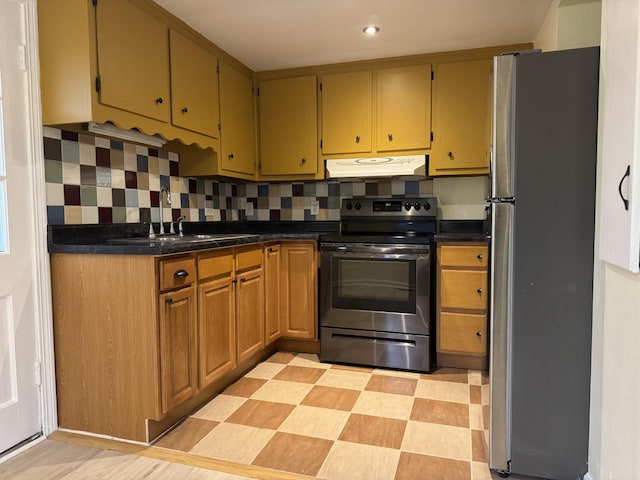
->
xmin=153 ymin=0 xmax=555 ymax=72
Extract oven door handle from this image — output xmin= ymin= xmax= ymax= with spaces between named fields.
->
xmin=321 ymin=243 xmax=431 ymax=256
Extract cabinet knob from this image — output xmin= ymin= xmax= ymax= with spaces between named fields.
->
xmin=477 ymin=288 xmax=483 ymax=295
xmin=355 ymin=135 xmax=360 ymax=143
xmin=232 ymin=278 xmax=237 ymax=284
xmin=476 ymin=331 xmax=482 ymax=337
xmin=388 ymin=133 xmax=393 ymax=141
xmin=174 ymin=269 xmax=189 ymax=279
xmin=477 ymin=254 xmax=484 ymax=260
xmin=240 ymin=277 xmax=246 ymax=283
xmin=228 ymin=154 xmax=234 ymax=160
xmin=181 ymin=107 xmax=188 ymax=113
xmin=268 ymin=247 xmax=273 ymax=253
xmin=300 ymin=158 xmax=306 ymax=166
xmin=448 ymin=151 xmax=454 ymax=159
xmin=155 ymin=97 xmax=164 ymax=104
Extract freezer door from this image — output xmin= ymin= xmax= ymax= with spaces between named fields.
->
xmin=491 ymin=55 xmax=516 ymax=199
xmin=488 ymin=201 xmax=513 ymax=471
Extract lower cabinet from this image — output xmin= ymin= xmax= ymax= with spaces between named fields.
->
xmin=280 ymin=241 xmax=317 ymax=339
xmin=236 ymin=262 xmax=265 ymax=362
xmin=264 ymin=243 xmax=282 ymax=345
xmin=436 ymin=242 xmax=489 ymax=370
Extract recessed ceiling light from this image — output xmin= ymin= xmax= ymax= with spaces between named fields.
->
xmin=362 ymin=25 xmax=380 ymax=35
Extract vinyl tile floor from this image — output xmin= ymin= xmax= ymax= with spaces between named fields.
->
xmin=154 ymin=352 xmax=492 ymax=480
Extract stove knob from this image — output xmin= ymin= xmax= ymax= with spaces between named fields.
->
xmin=404 ymin=202 xmax=412 ymax=211
xmin=424 ymin=202 xmax=431 ymax=211
xmin=354 ymin=202 xmax=362 ymax=210
xmin=345 ymin=202 xmax=353 ymax=210
xmin=414 ymin=202 xmax=421 ymax=211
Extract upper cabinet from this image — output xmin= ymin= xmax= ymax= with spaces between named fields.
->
xmin=95 ymin=0 xmax=170 ymax=123
xmin=430 ymin=59 xmax=492 ymax=176
xmin=259 ymin=75 xmax=318 ymax=176
xmin=169 ymin=29 xmax=220 ymax=138
xmin=218 ymin=61 xmax=257 ymax=176
xmin=321 ymin=71 xmax=373 ymax=155
xmin=377 ymin=65 xmax=432 ymax=152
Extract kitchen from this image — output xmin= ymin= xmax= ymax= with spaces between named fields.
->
xmin=1 ymin=1 xmax=639 ymax=479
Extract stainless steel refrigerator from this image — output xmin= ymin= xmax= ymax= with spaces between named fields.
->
xmin=488 ymin=47 xmax=599 ymax=479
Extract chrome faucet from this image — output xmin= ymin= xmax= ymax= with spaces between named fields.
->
xmin=158 ymin=185 xmax=171 ymax=235
xmin=171 ymin=216 xmax=186 ymax=236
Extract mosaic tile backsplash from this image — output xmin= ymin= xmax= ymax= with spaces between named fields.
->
xmin=43 ymin=127 xmax=434 ymax=225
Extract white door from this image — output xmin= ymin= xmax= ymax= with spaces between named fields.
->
xmin=0 ymin=0 xmax=42 ymax=453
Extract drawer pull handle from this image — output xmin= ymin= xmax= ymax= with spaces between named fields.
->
xmin=174 ymin=269 xmax=189 ymax=279
xmin=166 ymin=297 xmax=173 ymax=304
xmin=477 ymin=288 xmax=483 ymax=294
xmin=240 ymin=277 xmax=246 ymax=283
xmin=476 ymin=331 xmax=482 ymax=337
xmin=477 ymin=254 xmax=484 ymax=260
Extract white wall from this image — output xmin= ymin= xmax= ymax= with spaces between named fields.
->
xmin=535 ymin=0 xmax=560 ymax=51
xmin=558 ymin=0 xmax=602 ymax=49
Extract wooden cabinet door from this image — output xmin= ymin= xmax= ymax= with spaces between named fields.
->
xmin=95 ymin=0 xmax=170 ymax=122
xmin=259 ymin=76 xmax=317 ymax=175
xmin=159 ymin=286 xmax=197 ymax=414
xmin=438 ymin=312 xmax=487 ymax=354
xmin=377 ymin=65 xmax=432 ymax=152
xmin=219 ymin=61 xmax=256 ymax=175
xmin=169 ymin=29 xmax=219 ymax=138
xmin=430 ymin=59 xmax=492 ymax=175
xmin=198 ymin=276 xmax=236 ymax=389
xmin=236 ymin=268 xmax=265 ymax=362
xmin=321 ymin=71 xmax=372 ymax=154
xmin=281 ymin=242 xmax=317 ymax=339
xmin=264 ymin=244 xmax=282 ymax=345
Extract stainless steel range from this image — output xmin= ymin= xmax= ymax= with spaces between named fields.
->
xmin=319 ymin=197 xmax=437 ymax=373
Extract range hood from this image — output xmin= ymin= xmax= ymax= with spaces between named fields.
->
xmin=325 ymin=155 xmax=427 ymax=179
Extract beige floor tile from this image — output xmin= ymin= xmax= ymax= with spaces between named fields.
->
xmin=191 ymin=394 xmax=247 ymax=422
xmin=250 ymin=379 xmax=314 ymax=405
xmin=339 ymin=413 xmax=407 ymax=449
xmin=315 ymin=368 xmax=372 ymax=391
xmin=411 ymin=397 xmax=470 ymax=428
xmin=425 ymin=367 xmax=470 ymax=384
xmin=470 ymin=385 xmax=482 ymax=404
xmin=395 ymin=451 xmax=471 ymax=480
xmin=264 ymin=351 xmax=297 ymax=364
xmin=252 ymin=432 xmax=333 ymax=476
xmin=154 ymin=417 xmax=218 ymax=451
xmin=351 ymin=390 xmax=414 ymax=420
xmin=274 ymin=365 xmax=327 ymax=384
xmin=372 ymin=368 xmax=421 ymax=379
xmin=225 ymin=399 xmax=295 ymax=429
xmin=288 ymin=352 xmax=331 ymax=369
xmin=278 ymin=405 xmax=350 ymax=440
xmin=301 ymin=385 xmax=361 ymax=411
xmin=471 ymin=430 xmax=488 ymax=462
xmin=189 ymin=422 xmax=275 ymax=464
xmin=222 ymin=377 xmax=268 ymax=398
xmin=469 ymin=404 xmax=483 ymax=430
xmin=481 ymin=384 xmax=490 ymax=404
xmin=415 ymin=378 xmax=471 ymax=403
xmin=468 ymin=370 xmax=483 ymax=385
xmin=472 ymin=461 xmax=494 ymax=480
xmin=317 ymin=441 xmax=401 ymax=480
xmin=243 ymin=361 xmax=287 ymax=380
xmin=401 ymin=420 xmax=472 ymax=461
xmin=365 ymin=374 xmax=418 ymax=396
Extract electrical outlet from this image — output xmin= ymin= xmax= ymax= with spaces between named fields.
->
xmin=245 ymin=202 xmax=254 ymax=216
xmin=310 ymin=200 xmax=320 ymax=215
xmin=205 ymin=208 xmax=214 ymax=216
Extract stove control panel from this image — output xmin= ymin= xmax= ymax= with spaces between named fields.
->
xmin=341 ymin=197 xmax=437 ymax=218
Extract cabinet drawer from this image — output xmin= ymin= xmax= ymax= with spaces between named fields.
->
xmin=236 ymin=247 xmax=263 ymax=271
xmin=159 ymin=257 xmax=196 ymax=291
xmin=439 ymin=245 xmax=488 ymax=268
xmin=440 ymin=270 xmax=487 ymax=311
xmin=198 ymin=249 xmax=234 ymax=281
xmin=439 ymin=312 xmax=486 ymax=354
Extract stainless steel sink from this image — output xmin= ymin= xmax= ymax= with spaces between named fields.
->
xmin=106 ymin=233 xmax=259 ymax=245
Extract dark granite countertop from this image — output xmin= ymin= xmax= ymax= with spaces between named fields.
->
xmin=48 ymin=221 xmax=340 ymax=255
xmin=435 ymin=219 xmax=490 ymax=243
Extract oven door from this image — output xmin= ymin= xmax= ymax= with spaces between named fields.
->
xmin=320 ymin=242 xmax=432 ymax=336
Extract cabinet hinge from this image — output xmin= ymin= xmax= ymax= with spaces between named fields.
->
xmin=257 ymin=87 xmax=260 ymax=97
xmin=431 ymin=71 xmax=434 ymax=81
xmin=216 ymin=64 xmax=219 ymax=74
xmin=320 ymin=82 xmax=323 ymax=92
xmin=320 ymin=139 xmax=323 ymax=149
xmin=92 ymin=0 xmax=97 ymax=6
xmin=95 ymin=76 xmax=101 ymax=93
xmin=430 ymin=132 xmax=434 ymax=142
xmin=218 ymin=123 xmax=221 ymax=131
xmin=35 ymin=361 xmax=42 ymax=386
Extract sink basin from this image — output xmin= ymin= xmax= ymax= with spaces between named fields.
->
xmin=106 ymin=233 xmax=259 ymax=245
